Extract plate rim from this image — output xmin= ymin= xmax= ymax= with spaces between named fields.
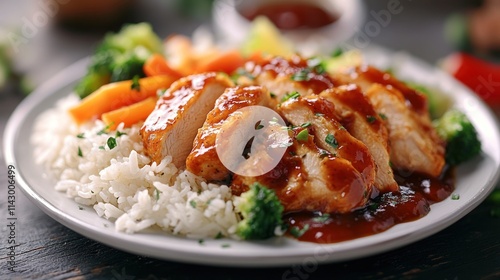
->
xmin=4 ymin=50 xmax=500 ymax=267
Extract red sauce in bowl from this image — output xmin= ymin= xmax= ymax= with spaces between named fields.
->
xmin=241 ymin=3 xmax=339 ymax=30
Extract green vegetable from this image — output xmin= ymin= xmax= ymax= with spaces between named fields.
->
xmin=325 ymin=134 xmax=338 ymax=149
xmin=106 ymin=137 xmax=117 ymax=150
xmin=75 ymin=23 xmax=163 ymax=99
xmin=433 ymin=109 xmax=481 ymax=165
xmin=235 ymin=183 xmax=284 ymax=240
xmin=281 ymin=91 xmax=300 ymax=102
xmin=295 ymin=129 xmax=309 ymax=141
xmin=406 ymin=82 xmax=452 ymax=119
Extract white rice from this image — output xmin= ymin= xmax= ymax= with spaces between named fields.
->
xmin=32 ymin=95 xmax=241 ymax=239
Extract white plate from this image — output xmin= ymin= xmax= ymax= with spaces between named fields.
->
xmin=4 ymin=49 xmax=500 ymax=267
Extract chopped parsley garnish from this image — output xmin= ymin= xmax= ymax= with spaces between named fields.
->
xmin=325 ymin=134 xmax=338 ymax=149
xmin=131 ymin=75 xmax=141 ymax=91
xmin=221 ymin=243 xmax=231 ymax=248
xmin=366 ymin=115 xmax=377 ymax=124
xmin=107 ymin=137 xmax=117 ymax=149
xmin=451 ymin=194 xmax=460 ymax=200
xmin=189 ymin=200 xmax=197 ymax=208
xmin=154 ymin=189 xmax=160 ymax=201
xmin=312 ymin=214 xmax=330 ymax=223
xmin=231 ymin=68 xmax=255 ymax=82
xmin=116 ymin=131 xmax=127 ymax=137
xmin=198 ymin=239 xmax=205 ymax=245
xmin=78 ymin=206 xmax=84 ymax=210
xmin=291 ymin=69 xmax=310 ymax=82
xmin=77 ymin=146 xmax=83 ymax=157
xmin=270 ymin=92 xmax=277 ymax=99
xmin=76 ymin=133 xmax=85 ymax=139
xmin=215 ymin=232 xmax=224 ymax=239
xmin=301 ymin=122 xmax=311 ymax=128
xmin=379 ymin=113 xmax=388 ymax=120
xmin=290 ymin=224 xmax=310 ymax=238
xmin=281 ymin=91 xmax=300 ymax=102
xmin=295 ymin=129 xmax=309 ymax=141
xmin=315 ymin=112 xmax=325 ymax=117
xmin=255 ymin=120 xmax=264 ymax=130
xmin=306 ymin=57 xmax=326 ymax=74
xmin=99 ymin=146 xmax=105 ymax=150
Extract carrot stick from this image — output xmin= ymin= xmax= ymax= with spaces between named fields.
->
xmin=143 ymin=54 xmax=183 ymax=78
xmin=195 ymin=49 xmax=246 ymax=74
xmin=101 ymin=97 xmax=157 ymax=130
xmin=69 ymin=75 xmax=176 ymax=124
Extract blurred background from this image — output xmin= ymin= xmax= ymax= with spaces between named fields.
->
xmin=0 ymin=0 xmax=489 ymax=97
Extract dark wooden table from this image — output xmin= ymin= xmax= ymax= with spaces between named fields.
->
xmin=1 ymin=1 xmax=500 ymax=279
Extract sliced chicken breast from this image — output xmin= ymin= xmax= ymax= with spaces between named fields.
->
xmin=319 ymin=85 xmax=398 ymax=192
xmin=232 ymin=128 xmax=370 ymax=213
xmin=140 ymin=72 xmax=233 ymax=167
xmin=365 ymin=84 xmax=445 ymax=177
xmin=246 ymin=55 xmax=337 ymax=101
xmin=333 ymin=65 xmax=429 ymax=117
xmin=186 ymin=86 xmax=274 ymax=181
xmin=278 ymin=95 xmax=376 ymax=189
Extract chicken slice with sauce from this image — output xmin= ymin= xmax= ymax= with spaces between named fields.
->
xmin=140 ymin=72 xmax=233 ymax=167
xmin=319 ymin=85 xmax=398 ymax=192
xmin=232 ymin=96 xmax=376 ymax=213
xmin=365 ymin=84 xmax=445 ymax=177
xmin=244 ymin=55 xmax=337 ymax=101
xmin=333 ymin=65 xmax=445 ymax=177
xmin=232 ymin=127 xmax=371 ymax=213
xmin=186 ymin=86 xmax=275 ymax=181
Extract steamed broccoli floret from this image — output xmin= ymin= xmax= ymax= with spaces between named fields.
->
xmin=110 ymin=46 xmax=151 ymax=82
xmin=75 ymin=23 xmax=163 ymax=99
xmin=235 ymin=183 xmax=284 ymax=240
xmin=433 ymin=109 xmax=481 ymax=165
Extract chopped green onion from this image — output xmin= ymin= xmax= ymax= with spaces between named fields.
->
xmin=190 ymin=200 xmax=197 ymax=208
xmin=291 ymin=69 xmax=310 ymax=81
xmin=366 ymin=115 xmax=377 ymax=124
xmin=290 ymin=224 xmax=310 ymax=238
xmin=76 ymin=133 xmax=85 ymax=139
xmin=270 ymin=92 xmax=277 ymax=98
xmin=301 ymin=122 xmax=311 ymax=128
xmin=116 ymin=131 xmax=127 ymax=137
xmin=379 ymin=113 xmax=388 ymax=120
xmin=312 ymin=214 xmax=330 ymax=223
xmin=451 ymin=194 xmax=460 ymax=200
xmin=295 ymin=129 xmax=309 ymax=141
xmin=281 ymin=91 xmax=300 ymax=102
xmin=77 ymin=146 xmax=83 ymax=157
xmin=255 ymin=120 xmax=264 ymax=130
xmin=325 ymin=134 xmax=338 ymax=149
xmin=107 ymin=137 xmax=117 ymax=149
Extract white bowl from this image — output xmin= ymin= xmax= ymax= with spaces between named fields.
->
xmin=212 ymin=0 xmax=365 ymax=55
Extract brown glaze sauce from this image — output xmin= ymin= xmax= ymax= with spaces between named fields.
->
xmin=241 ymin=3 xmax=339 ymax=30
xmin=285 ymin=167 xmax=454 ymax=243
xmin=352 ymin=65 xmax=428 ymax=114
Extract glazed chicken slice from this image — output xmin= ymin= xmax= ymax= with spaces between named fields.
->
xmin=186 ymin=86 xmax=275 ymax=181
xmin=232 ymin=128 xmax=371 ymax=213
xmin=245 ymin=55 xmax=337 ymax=101
xmin=319 ymin=85 xmax=398 ymax=192
xmin=278 ymin=95 xmax=376 ymax=189
xmin=365 ymin=84 xmax=445 ymax=177
xmin=334 ymin=65 xmax=429 ymax=119
xmin=140 ymin=72 xmax=233 ymax=167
